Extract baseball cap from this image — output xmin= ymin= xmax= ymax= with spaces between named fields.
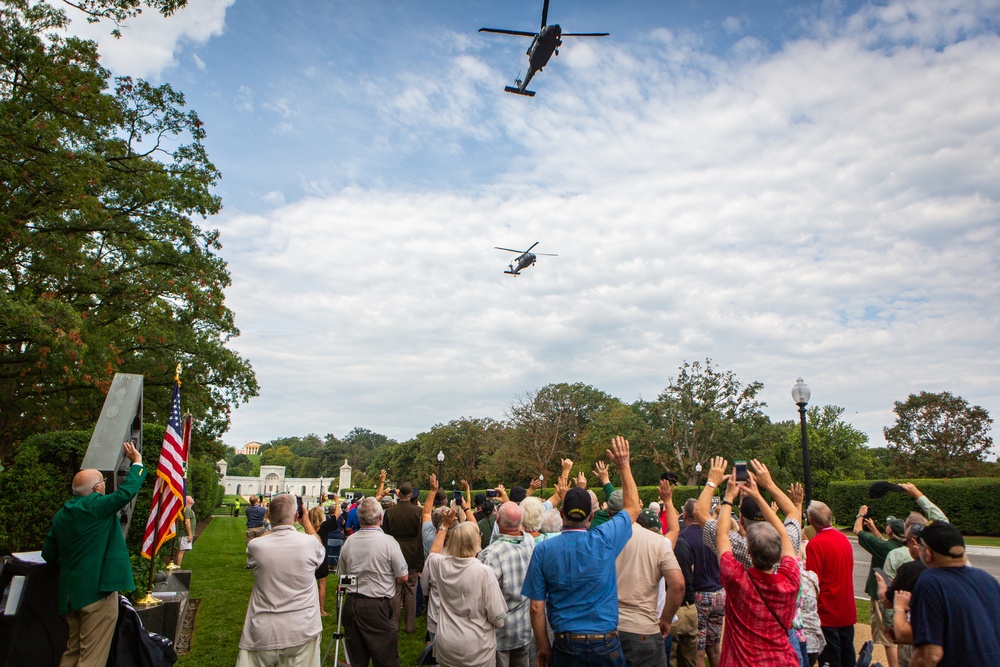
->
xmin=740 ymin=496 xmax=765 ymax=522
xmin=886 ymin=517 xmax=905 ymax=537
xmin=353 ymin=491 xmax=364 ymax=501
xmin=919 ymin=521 xmax=965 ymax=558
xmin=607 ymin=490 xmax=624 ymax=516
xmin=562 ymin=487 xmax=592 ymax=521
xmin=410 ymin=485 xmax=420 ymax=501
xmin=638 ymin=508 xmax=661 ymax=533
xmin=399 ymin=482 xmax=413 ymax=499
xmin=869 ymin=481 xmax=904 ymax=498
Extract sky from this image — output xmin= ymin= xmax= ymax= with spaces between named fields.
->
xmin=68 ymin=0 xmax=1000 ymax=456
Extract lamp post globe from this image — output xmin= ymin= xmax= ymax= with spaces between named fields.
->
xmin=792 ymin=377 xmax=813 ymax=506
xmin=437 ymin=450 xmax=445 ymax=487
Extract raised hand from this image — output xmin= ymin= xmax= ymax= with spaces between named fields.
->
xmin=787 ymin=483 xmax=804 ymax=507
xmin=560 ymin=458 xmax=574 ymax=476
xmin=429 ymin=473 xmax=438 ymax=491
xmin=707 ymin=456 xmax=728 ymax=486
xmin=658 ymin=479 xmax=673 ymax=503
xmin=748 ymin=459 xmax=774 ymax=489
xmin=605 ymin=436 xmax=631 ymax=470
xmin=593 ymin=460 xmax=611 ymax=485
xmin=575 ymin=472 xmax=587 ymax=489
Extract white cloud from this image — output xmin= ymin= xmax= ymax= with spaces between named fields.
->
xmin=65 ymin=0 xmax=235 ymax=79
xmin=149 ymin=0 xmax=997 ymax=453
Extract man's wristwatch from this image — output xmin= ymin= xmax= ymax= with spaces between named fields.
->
xmin=705 ymin=481 xmax=717 ymax=489
xmin=720 ymin=500 xmax=733 ymax=507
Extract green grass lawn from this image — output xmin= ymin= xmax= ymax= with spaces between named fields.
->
xmin=177 ymin=516 xmax=430 ymax=666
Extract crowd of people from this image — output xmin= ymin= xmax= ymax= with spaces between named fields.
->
xmin=40 ymin=438 xmax=1000 ymax=667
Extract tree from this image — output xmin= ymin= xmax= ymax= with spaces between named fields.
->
xmin=772 ymin=405 xmax=878 ymax=501
xmin=884 ymin=391 xmax=994 ymax=479
xmin=0 ymin=1 xmax=257 ymax=458
xmin=502 ymin=383 xmax=616 ymax=480
xmin=578 ymin=401 xmax=660 ymax=485
xmin=638 ymin=359 xmax=766 ymax=484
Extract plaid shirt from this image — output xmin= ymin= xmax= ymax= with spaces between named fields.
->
xmin=701 ymin=517 xmax=802 ymax=569
xmin=478 ymin=533 xmax=535 ymax=651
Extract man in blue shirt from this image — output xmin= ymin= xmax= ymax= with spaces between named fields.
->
xmin=521 ymin=436 xmax=640 ymax=667
xmin=910 ymin=521 xmax=1000 ymax=667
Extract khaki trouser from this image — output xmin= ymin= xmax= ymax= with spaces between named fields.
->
xmin=670 ymin=602 xmax=699 ymax=667
xmin=60 ymin=592 xmax=119 ymax=667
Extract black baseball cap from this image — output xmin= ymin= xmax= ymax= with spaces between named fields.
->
xmin=563 ymin=487 xmax=592 ymax=521
xmin=919 ymin=521 xmax=965 ymax=558
xmin=740 ymin=496 xmax=765 ymax=522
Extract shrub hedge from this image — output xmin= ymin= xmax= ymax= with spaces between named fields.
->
xmin=827 ymin=478 xmax=1000 ymax=536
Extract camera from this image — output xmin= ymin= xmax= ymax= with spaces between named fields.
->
xmin=339 ymin=574 xmax=358 ymax=587
xmin=660 ymin=471 xmax=679 ymax=484
xmin=486 ymin=489 xmax=498 ymax=498
xmin=735 ymin=460 xmax=748 ymax=484
xmin=453 ymin=489 xmax=463 ymax=501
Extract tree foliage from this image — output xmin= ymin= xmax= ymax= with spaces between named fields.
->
xmin=884 ymin=391 xmax=994 ymax=479
xmin=638 ymin=359 xmax=766 ymax=484
xmin=0 ymin=1 xmax=257 ymax=458
xmin=771 ymin=405 xmax=879 ymax=500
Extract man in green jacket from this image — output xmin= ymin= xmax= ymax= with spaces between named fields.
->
xmin=42 ymin=441 xmax=147 ymax=667
xmin=854 ymin=504 xmax=907 ymax=667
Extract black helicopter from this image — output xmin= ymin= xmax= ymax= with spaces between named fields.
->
xmin=479 ymin=0 xmax=608 ymax=97
xmin=495 ymin=242 xmax=558 ymax=275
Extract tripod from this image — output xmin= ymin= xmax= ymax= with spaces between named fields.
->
xmin=323 ymin=575 xmax=357 ymax=665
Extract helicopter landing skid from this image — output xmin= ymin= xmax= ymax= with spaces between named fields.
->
xmin=504 ymin=86 xmax=536 ymax=97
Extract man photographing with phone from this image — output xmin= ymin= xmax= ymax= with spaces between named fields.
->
xmin=237 ymin=493 xmax=325 ymax=667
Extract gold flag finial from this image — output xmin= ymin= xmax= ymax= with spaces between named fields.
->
xmin=175 ymin=363 xmax=182 ymax=384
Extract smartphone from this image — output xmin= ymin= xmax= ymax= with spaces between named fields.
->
xmin=296 ymin=495 xmax=304 ymax=518
xmin=454 ymin=489 xmax=463 ymax=502
xmin=735 ymin=461 xmax=748 ymax=484
xmin=486 ymin=489 xmax=498 ymax=498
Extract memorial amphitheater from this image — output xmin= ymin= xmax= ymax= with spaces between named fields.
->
xmin=216 ymin=457 xmax=353 ymax=499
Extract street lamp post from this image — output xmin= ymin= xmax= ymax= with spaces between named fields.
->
xmin=792 ymin=377 xmax=813 ymax=506
xmin=437 ymin=450 xmax=445 ymax=486
xmin=695 ymin=462 xmax=703 ymax=492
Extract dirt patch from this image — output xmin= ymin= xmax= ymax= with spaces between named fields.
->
xmin=174 ymin=598 xmax=200 ymax=655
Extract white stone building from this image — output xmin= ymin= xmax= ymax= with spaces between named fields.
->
xmin=216 ymin=459 xmax=352 ymax=499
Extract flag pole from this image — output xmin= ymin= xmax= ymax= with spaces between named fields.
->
xmin=136 ymin=364 xmax=183 ymax=608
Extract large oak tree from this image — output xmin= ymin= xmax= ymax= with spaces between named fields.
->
xmin=0 ymin=1 xmax=257 ymax=457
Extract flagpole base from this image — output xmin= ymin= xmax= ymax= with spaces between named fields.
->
xmin=133 ymin=591 xmax=164 ymax=609
xmin=165 ymin=561 xmax=180 ymax=571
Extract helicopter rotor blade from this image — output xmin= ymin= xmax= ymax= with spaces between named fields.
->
xmin=494 ymin=247 xmax=525 ymax=253
xmin=541 ymin=0 xmax=550 ymax=28
xmin=479 ymin=28 xmax=537 ymax=37
xmin=525 ymin=241 xmax=540 ymax=252
xmin=561 ymin=32 xmax=610 ymax=37
xmin=535 ymin=253 xmax=558 ymax=256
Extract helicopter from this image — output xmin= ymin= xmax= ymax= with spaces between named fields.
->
xmin=479 ymin=0 xmax=608 ymax=97
xmin=495 ymin=242 xmax=558 ymax=275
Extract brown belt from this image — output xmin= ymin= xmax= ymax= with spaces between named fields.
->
xmin=555 ymin=630 xmax=618 ymax=642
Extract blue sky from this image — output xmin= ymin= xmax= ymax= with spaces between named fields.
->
xmin=71 ymin=0 xmax=1000 ymax=456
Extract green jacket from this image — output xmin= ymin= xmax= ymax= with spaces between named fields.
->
xmin=858 ymin=530 xmax=906 ymax=599
xmin=588 ymin=482 xmax=617 ymax=530
xmin=42 ymin=463 xmax=148 ymax=613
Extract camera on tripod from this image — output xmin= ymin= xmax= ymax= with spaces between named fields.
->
xmin=339 ymin=574 xmax=358 ymax=588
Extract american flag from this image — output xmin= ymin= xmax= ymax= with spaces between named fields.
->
xmin=141 ymin=378 xmax=188 ymax=559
